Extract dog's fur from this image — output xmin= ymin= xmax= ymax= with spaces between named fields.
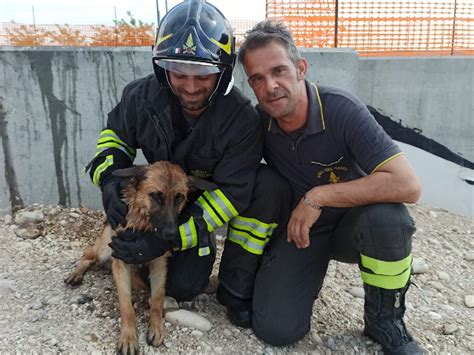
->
xmin=65 ymin=161 xmax=215 ymax=354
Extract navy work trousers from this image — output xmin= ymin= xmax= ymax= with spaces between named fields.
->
xmin=165 ymin=164 xmax=292 ymax=304
xmin=252 ymin=203 xmax=416 ymax=346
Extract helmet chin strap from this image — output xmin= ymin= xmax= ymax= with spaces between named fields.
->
xmin=224 ymin=75 xmax=234 ymax=96
xmin=164 ymin=69 xmax=233 ymax=109
xmin=164 ymin=70 xmax=177 ymax=97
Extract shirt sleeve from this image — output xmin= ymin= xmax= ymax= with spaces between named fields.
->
xmin=334 ymin=97 xmax=401 ymax=174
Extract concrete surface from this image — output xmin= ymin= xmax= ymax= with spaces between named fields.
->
xmin=0 ymin=47 xmax=472 ymax=216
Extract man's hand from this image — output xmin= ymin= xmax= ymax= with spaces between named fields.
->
xmin=287 ymin=193 xmax=322 ymax=248
xmin=101 ymin=175 xmax=128 ymax=229
xmin=109 ymin=229 xmax=175 ymax=264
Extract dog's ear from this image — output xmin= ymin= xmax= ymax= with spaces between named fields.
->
xmin=188 ymin=176 xmax=218 ymax=191
xmin=112 ymin=166 xmax=147 ymax=181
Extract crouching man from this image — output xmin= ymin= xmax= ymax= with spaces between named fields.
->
xmin=239 ymin=20 xmax=423 ymax=354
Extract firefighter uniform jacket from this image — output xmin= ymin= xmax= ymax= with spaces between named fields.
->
xmin=89 ymin=74 xmax=263 ymax=253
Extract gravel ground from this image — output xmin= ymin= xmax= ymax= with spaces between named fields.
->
xmin=0 ymin=203 xmax=473 ymax=354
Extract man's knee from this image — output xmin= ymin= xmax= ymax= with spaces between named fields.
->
xmin=356 ymin=203 xmax=416 ymax=261
xmin=165 ymin=249 xmax=215 ymax=301
xmin=253 ymin=313 xmax=309 ymax=346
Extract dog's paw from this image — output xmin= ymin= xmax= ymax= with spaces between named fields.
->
xmin=147 ymin=321 xmax=164 ymax=347
xmin=64 ymin=272 xmax=83 ymax=286
xmin=117 ymin=329 xmax=139 ymax=355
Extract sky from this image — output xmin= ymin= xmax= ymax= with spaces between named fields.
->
xmin=0 ymin=0 xmax=267 ymax=25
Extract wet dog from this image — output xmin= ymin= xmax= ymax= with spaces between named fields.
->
xmin=65 ymin=161 xmax=215 ymax=354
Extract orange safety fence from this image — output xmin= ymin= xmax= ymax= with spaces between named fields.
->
xmin=0 ymin=20 xmax=258 ymax=48
xmin=266 ymin=0 xmax=474 ymax=56
xmin=1 ymin=1 xmax=472 ymax=56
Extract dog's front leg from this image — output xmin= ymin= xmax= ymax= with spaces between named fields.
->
xmin=112 ymin=258 xmax=139 ymax=355
xmin=146 ymin=256 xmax=168 ymax=347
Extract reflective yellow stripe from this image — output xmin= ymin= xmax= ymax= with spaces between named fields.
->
xmin=361 ymin=268 xmax=411 ymax=290
xmin=156 ymin=33 xmax=173 ymax=46
xmin=95 ymin=142 xmax=135 ymax=159
xmin=230 ymin=216 xmax=277 ymax=239
xmin=371 ymin=152 xmax=404 ymax=174
xmin=227 ymin=227 xmax=268 ymax=255
xmin=204 ymin=191 xmax=230 ymax=223
xmin=210 ymin=37 xmax=231 ymax=55
xmin=214 ymin=189 xmax=238 ymax=216
xmin=196 ymin=189 xmax=238 ymax=232
xmin=312 ymin=83 xmax=325 ymax=130
xmin=198 ymin=246 xmax=211 ymax=256
xmin=196 ymin=197 xmax=220 ymax=232
xmin=179 ymin=217 xmax=198 ymax=250
xmin=361 ymin=254 xmax=412 ymax=276
xmin=92 ymin=155 xmax=113 ymax=185
xmin=96 ymin=129 xmax=136 ymax=160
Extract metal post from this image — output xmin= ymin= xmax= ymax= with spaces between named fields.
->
xmin=156 ymin=0 xmax=161 ymax=26
xmin=334 ymin=0 xmax=339 ymax=48
xmin=114 ymin=6 xmax=118 ymax=46
xmin=32 ymin=6 xmax=37 ymax=44
xmin=450 ymin=0 xmax=457 ymax=55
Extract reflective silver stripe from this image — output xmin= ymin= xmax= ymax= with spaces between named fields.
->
xmin=230 ymin=216 xmax=277 ymax=238
xmin=196 ymin=199 xmax=219 ymax=232
xmin=180 ymin=219 xmax=195 ymax=249
xmin=227 ymin=229 xmax=266 ymax=255
xmin=206 ymin=190 xmax=236 ymax=221
xmin=199 ymin=246 xmax=210 ymax=256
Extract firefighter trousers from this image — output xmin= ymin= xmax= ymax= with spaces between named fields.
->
xmin=252 ymin=203 xmax=416 ymax=346
xmin=165 ymin=164 xmax=292 ymax=304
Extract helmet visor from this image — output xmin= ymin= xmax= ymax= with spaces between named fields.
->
xmin=155 ymin=59 xmax=224 ymax=76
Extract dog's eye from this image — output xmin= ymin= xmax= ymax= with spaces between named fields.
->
xmin=149 ymin=192 xmax=165 ymax=205
xmin=175 ymin=193 xmax=185 ymax=206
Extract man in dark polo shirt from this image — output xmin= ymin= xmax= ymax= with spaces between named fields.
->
xmin=238 ymin=20 xmax=423 ymax=354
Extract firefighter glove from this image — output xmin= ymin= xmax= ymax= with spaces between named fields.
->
xmin=109 ymin=229 xmax=174 ymax=264
xmin=101 ymin=175 xmax=128 ymax=229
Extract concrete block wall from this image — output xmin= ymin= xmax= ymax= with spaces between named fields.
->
xmin=0 ymin=48 xmax=472 ymax=215
xmin=358 ymin=56 xmax=474 ymax=162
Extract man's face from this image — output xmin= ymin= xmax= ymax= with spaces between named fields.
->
xmin=168 ymin=71 xmax=219 ymax=117
xmin=243 ymin=41 xmax=307 ymax=122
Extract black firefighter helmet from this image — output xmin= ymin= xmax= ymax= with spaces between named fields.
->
xmin=152 ymin=0 xmax=236 ymax=97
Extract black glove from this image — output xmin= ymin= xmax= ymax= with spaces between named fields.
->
xmin=101 ymin=175 xmax=128 ymax=229
xmin=109 ymin=229 xmax=175 ymax=264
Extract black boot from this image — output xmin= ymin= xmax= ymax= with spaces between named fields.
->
xmin=216 ymin=285 xmax=252 ymax=328
xmin=363 ymin=283 xmax=423 ymax=355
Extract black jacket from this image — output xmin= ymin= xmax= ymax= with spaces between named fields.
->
xmin=90 ymin=74 xmax=263 ymax=217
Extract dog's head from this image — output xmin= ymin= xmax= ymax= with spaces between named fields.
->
xmin=112 ymin=161 xmax=217 ymax=240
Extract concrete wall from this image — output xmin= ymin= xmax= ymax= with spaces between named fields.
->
xmin=358 ymin=56 xmax=474 ymax=162
xmin=0 ymin=47 xmax=473 ymax=216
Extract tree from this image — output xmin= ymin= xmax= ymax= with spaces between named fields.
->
xmin=6 ymin=22 xmax=49 ymax=46
xmin=48 ymin=25 xmax=86 ymax=46
xmin=90 ymin=11 xmax=154 ymax=46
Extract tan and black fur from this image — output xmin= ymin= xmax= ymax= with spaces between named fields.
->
xmin=65 ymin=161 xmax=216 ymax=354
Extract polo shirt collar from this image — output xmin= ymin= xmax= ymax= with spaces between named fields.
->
xmin=265 ymin=80 xmax=326 ymax=135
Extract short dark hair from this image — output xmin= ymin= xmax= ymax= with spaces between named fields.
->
xmin=238 ymin=20 xmax=302 ymax=66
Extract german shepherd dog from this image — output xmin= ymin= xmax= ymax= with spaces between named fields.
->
xmin=65 ymin=161 xmax=216 ymax=354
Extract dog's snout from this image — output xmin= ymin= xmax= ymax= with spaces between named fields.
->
xmin=162 ymin=227 xmax=177 ymax=240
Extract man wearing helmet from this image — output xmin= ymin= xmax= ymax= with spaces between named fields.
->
xmin=86 ymin=0 xmax=291 ymax=328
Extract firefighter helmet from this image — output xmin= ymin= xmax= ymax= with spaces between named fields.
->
xmin=152 ymin=0 xmax=236 ymax=97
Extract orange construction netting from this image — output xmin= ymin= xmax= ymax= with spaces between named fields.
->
xmin=0 ymin=1 xmax=472 ymax=56
xmin=0 ymin=20 xmax=258 ymax=48
xmin=266 ymin=0 xmax=473 ymax=56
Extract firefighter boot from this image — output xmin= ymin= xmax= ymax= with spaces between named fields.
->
xmin=216 ymin=285 xmax=252 ymax=328
xmin=363 ymin=283 xmax=423 ymax=355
